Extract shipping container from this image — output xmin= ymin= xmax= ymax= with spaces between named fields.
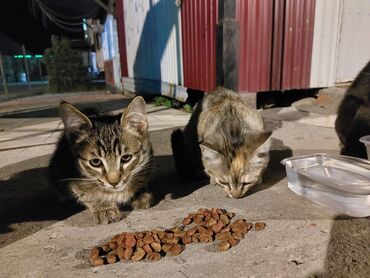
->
xmin=335 ymin=0 xmax=370 ymax=83
xmin=112 ymin=0 xmax=370 ymax=96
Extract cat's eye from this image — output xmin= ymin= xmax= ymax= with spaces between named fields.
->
xmin=90 ymin=158 xmax=102 ymax=167
xmin=242 ymin=182 xmax=252 ymax=186
xmin=121 ymin=154 xmax=132 ymax=163
xmin=218 ymin=180 xmax=229 ymax=187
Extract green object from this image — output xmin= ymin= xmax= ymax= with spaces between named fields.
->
xmin=13 ymin=55 xmax=43 ymax=59
xmin=153 ymin=96 xmax=194 ymax=113
xmin=183 ymin=104 xmax=193 ymax=113
xmin=154 ymin=96 xmax=173 ymax=108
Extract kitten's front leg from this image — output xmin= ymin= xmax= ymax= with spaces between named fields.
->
xmin=131 ymin=191 xmax=153 ymax=210
xmin=83 ymin=200 xmax=121 ymax=224
xmin=91 ymin=203 xmax=121 ymax=224
xmin=72 ymin=187 xmax=122 ymax=224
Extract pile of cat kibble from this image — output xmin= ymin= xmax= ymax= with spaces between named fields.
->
xmin=89 ymin=208 xmax=266 ymax=266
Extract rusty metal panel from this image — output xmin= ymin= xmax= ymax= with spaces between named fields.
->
xmin=310 ymin=0 xmax=342 ymax=88
xmin=181 ymin=0 xmax=217 ymax=92
xmin=115 ymin=0 xmax=128 ymax=77
xmin=281 ymin=0 xmax=316 ymax=90
xmin=271 ymin=0 xmax=285 ymax=90
xmin=237 ymin=0 xmax=274 ymax=93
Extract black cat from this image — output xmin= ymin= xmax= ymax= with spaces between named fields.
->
xmin=335 ymin=60 xmax=370 ymax=159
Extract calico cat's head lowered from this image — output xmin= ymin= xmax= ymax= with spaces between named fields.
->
xmin=59 ymin=96 xmax=151 ymax=192
xmin=200 ymin=131 xmax=271 ymax=198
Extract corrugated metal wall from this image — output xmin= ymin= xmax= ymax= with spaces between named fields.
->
xmin=310 ymin=0 xmax=341 ymax=88
xmin=270 ymin=0 xmax=285 ymax=90
xmin=114 ymin=0 xmax=370 ymax=95
xmin=123 ymin=0 xmax=182 ymax=85
xmin=281 ymin=0 xmax=316 ymax=90
xmin=237 ymin=0 xmax=274 ymax=93
xmin=237 ymin=0 xmax=316 ymax=92
xmin=181 ymin=0 xmax=217 ymax=92
xmin=335 ymin=0 xmax=370 ymax=83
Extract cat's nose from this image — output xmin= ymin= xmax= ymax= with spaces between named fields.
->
xmin=106 ymin=171 xmax=121 ymax=186
xmin=229 ymin=189 xmax=245 ymax=199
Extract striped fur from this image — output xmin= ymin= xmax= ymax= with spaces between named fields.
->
xmin=49 ymin=97 xmax=152 ymax=224
xmin=172 ymin=87 xmax=271 ymax=198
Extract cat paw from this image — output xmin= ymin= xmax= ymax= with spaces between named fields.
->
xmin=131 ymin=192 xmax=153 ymax=209
xmin=93 ymin=207 xmax=121 ymax=225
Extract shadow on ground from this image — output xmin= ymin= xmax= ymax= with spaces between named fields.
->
xmin=149 ymin=137 xmax=293 ymax=204
xmin=0 ymin=137 xmax=293 ymax=248
xmin=0 ymin=152 xmax=208 ymax=248
xmin=149 ymin=155 xmax=208 ymax=205
xmin=0 ymin=98 xmax=131 ymax=118
xmin=249 ymin=138 xmax=293 ymax=195
xmin=0 ymin=164 xmax=83 ymax=248
xmin=310 ymin=216 xmax=370 ymax=277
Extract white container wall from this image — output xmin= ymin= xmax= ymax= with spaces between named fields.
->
xmin=123 ymin=0 xmax=183 ymax=86
xmin=335 ymin=0 xmax=370 ymax=83
xmin=310 ymin=0 xmax=342 ymax=88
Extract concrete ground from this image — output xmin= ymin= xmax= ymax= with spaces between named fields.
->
xmin=0 ymin=90 xmax=369 ymax=278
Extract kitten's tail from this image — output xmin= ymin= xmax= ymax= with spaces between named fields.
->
xmin=171 ymin=129 xmax=189 ymax=177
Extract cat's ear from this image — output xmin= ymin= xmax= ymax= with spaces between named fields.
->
xmin=200 ymin=144 xmax=225 ymax=166
xmin=60 ymin=101 xmax=92 ymax=130
xmin=121 ymin=96 xmax=148 ymax=135
xmin=253 ymin=131 xmax=272 ymax=149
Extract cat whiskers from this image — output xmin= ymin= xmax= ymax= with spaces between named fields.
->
xmin=56 ymin=178 xmax=96 ymax=183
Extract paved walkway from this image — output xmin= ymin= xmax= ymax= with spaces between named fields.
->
xmin=0 ymin=91 xmax=368 ymax=278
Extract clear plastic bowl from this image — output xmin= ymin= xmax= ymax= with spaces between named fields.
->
xmin=281 ymin=153 xmax=370 ymax=217
xmin=359 ymin=135 xmax=370 ymax=159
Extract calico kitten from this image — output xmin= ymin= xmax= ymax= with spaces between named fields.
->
xmin=172 ymin=87 xmax=272 ymax=198
xmin=335 ymin=60 xmax=370 ymax=159
xmin=49 ymin=97 xmax=153 ymax=224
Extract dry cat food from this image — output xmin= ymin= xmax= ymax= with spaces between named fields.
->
xmin=89 ymin=208 xmax=266 ymax=266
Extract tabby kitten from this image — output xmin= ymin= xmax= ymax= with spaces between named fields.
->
xmin=49 ymin=97 xmax=153 ymax=224
xmin=335 ymin=60 xmax=370 ymax=159
xmin=172 ymin=87 xmax=272 ymax=198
